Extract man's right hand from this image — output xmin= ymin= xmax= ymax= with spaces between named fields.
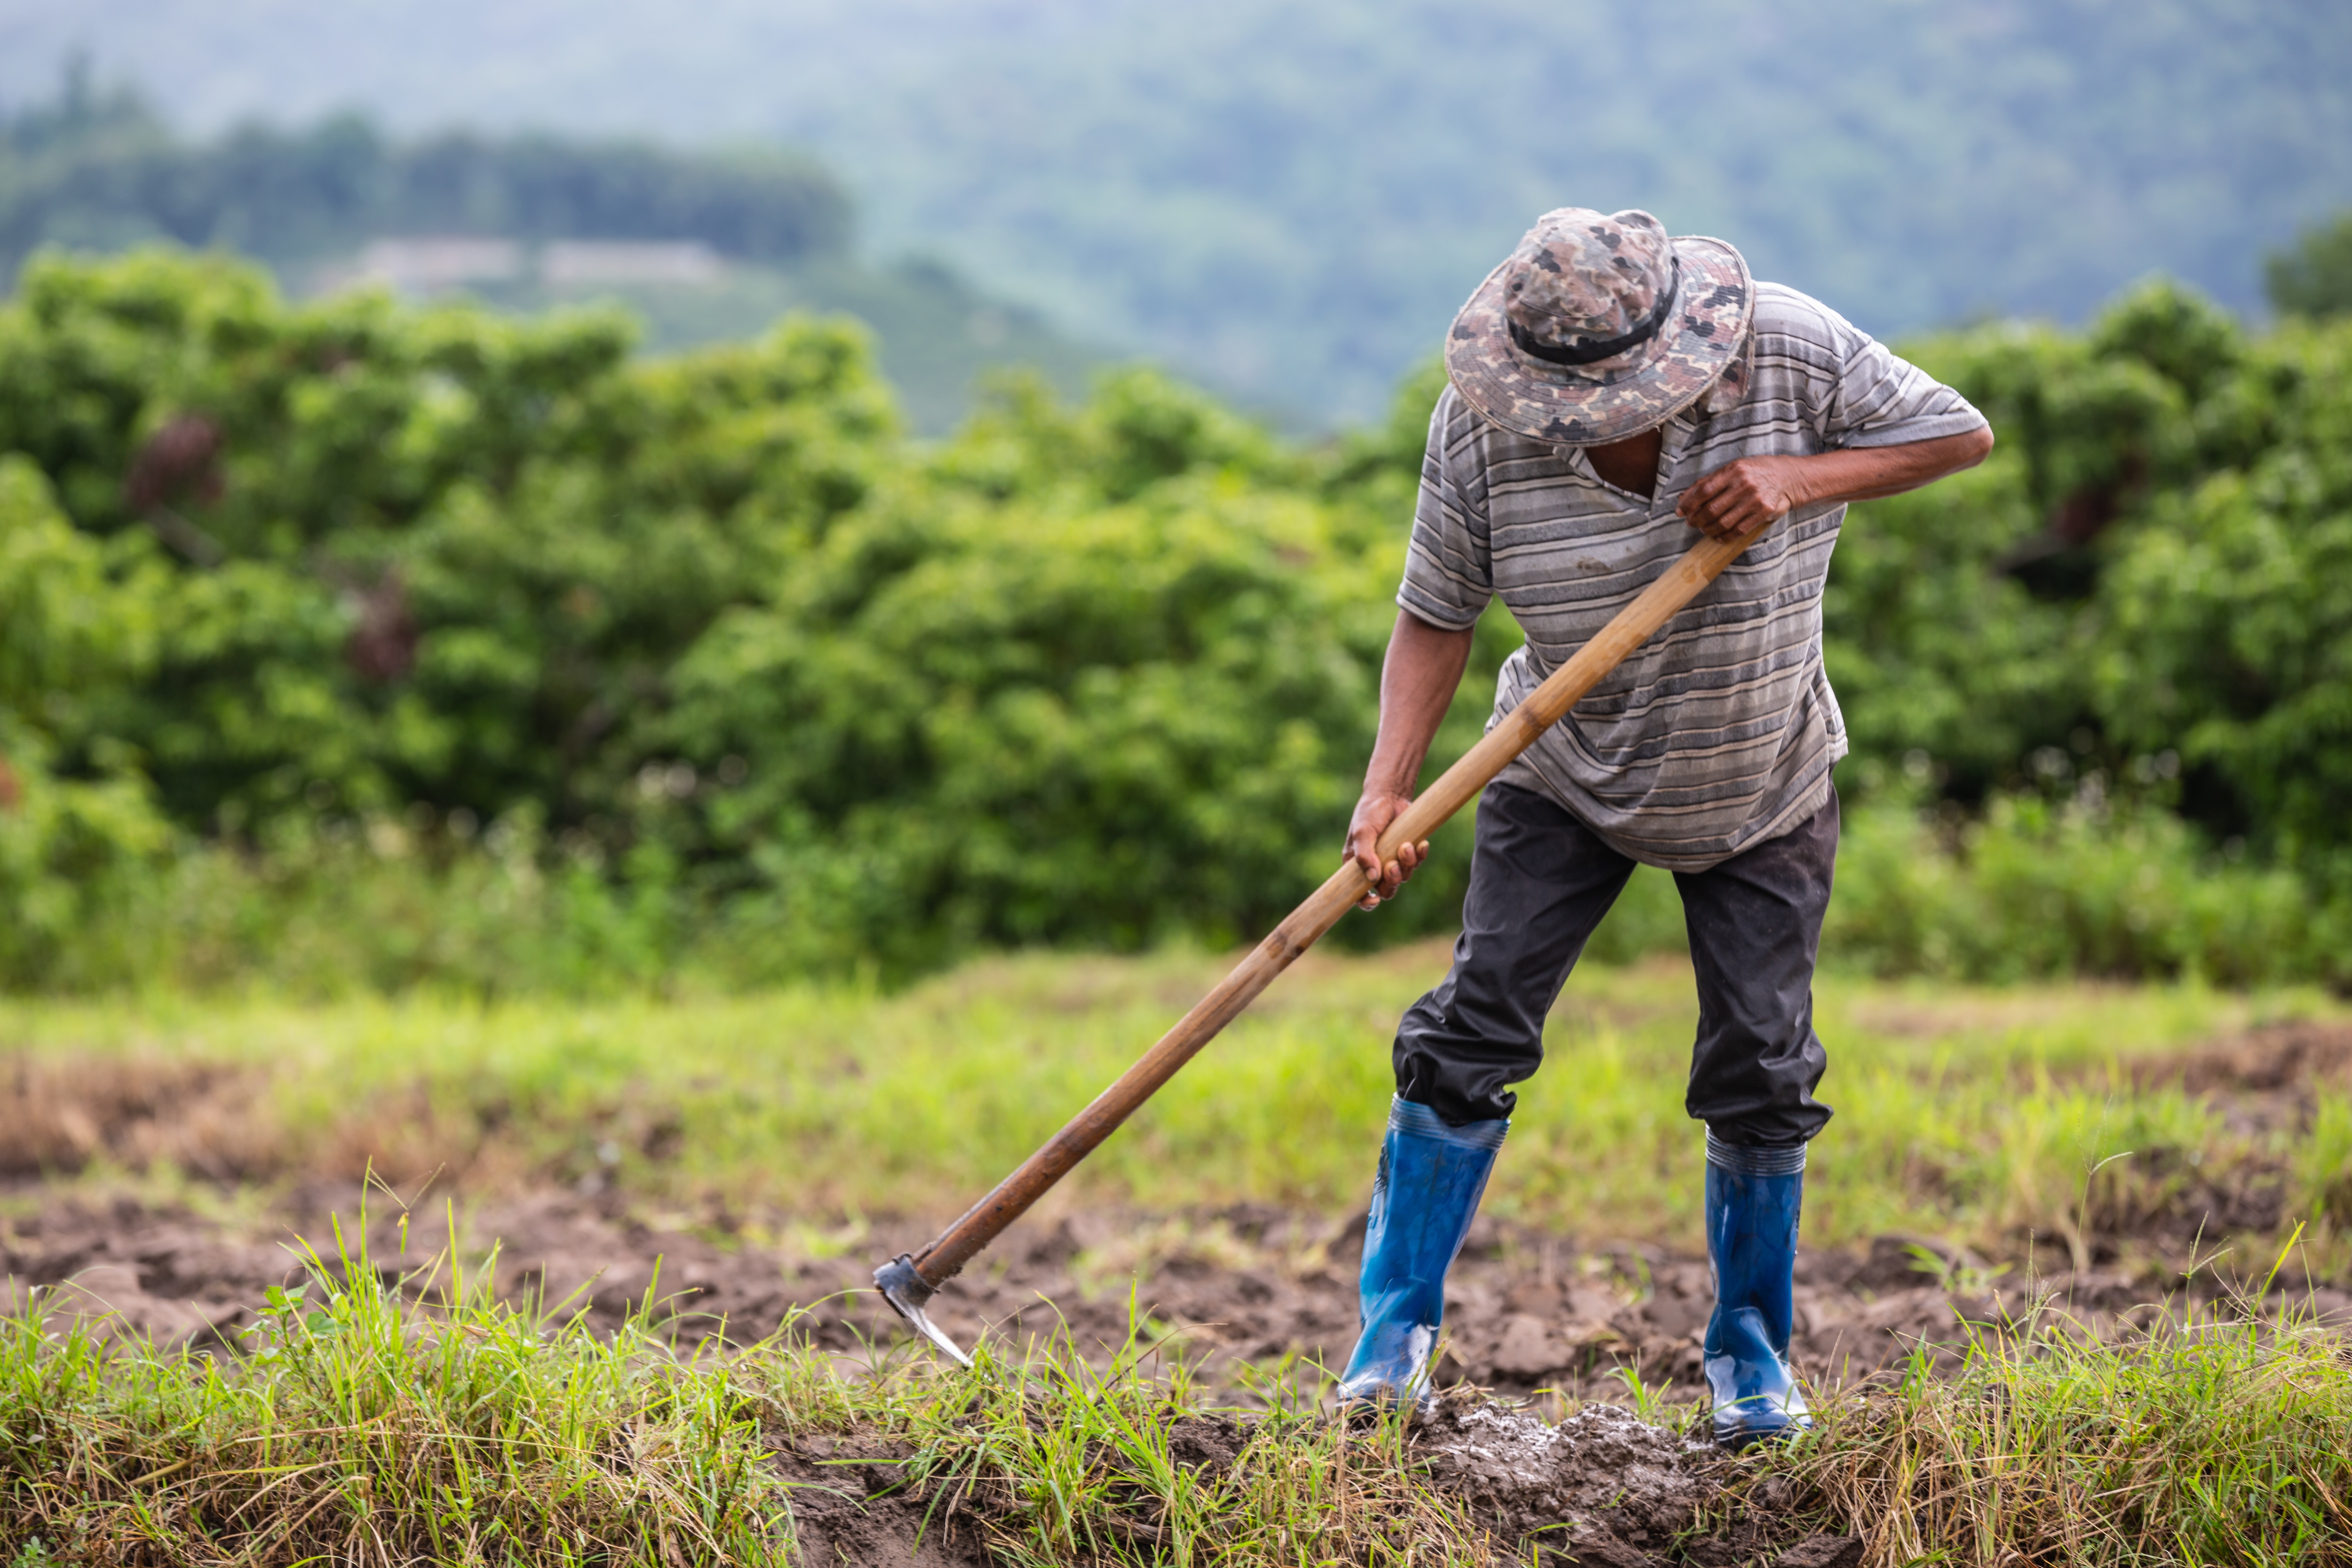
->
xmin=1347 ymin=789 xmax=1430 ymax=910
xmin=1349 ymin=608 xmax=1474 ymax=912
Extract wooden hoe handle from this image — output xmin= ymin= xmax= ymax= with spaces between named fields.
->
xmin=883 ymin=527 xmax=1760 ymax=1308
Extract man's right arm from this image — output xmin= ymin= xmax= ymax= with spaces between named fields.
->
xmin=1346 ymin=608 xmax=1478 ymax=910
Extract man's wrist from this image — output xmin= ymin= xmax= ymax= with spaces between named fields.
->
xmin=1774 ymin=454 xmax=1821 ymax=510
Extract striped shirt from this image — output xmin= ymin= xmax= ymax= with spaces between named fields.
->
xmin=1399 ymin=282 xmax=1988 ymax=870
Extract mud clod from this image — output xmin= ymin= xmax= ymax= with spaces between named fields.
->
xmin=1168 ymin=1411 xmax=1246 ymax=1472
xmin=774 ymin=1446 xmax=990 ymax=1568
xmin=1547 ymin=1528 xmax=1668 ymax=1567
xmin=1775 ymin=1535 xmax=1864 ymax=1568
xmin=1417 ymin=1400 xmax=1715 ymax=1550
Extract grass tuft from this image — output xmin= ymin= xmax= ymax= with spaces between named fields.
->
xmin=1767 ymin=1264 xmax=2352 ymax=1566
xmin=837 ymin=1335 xmax=1487 ymax=1567
xmin=0 ymin=1212 xmax=792 ymax=1566
xmin=0 ymin=1212 xmax=1498 ymax=1566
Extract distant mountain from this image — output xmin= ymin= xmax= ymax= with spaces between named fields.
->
xmin=8 ymin=0 xmax=2350 ymax=423
xmin=0 ymin=76 xmax=850 ymax=274
xmin=0 ymin=74 xmax=1100 ymax=431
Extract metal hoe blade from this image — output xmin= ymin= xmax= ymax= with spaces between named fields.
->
xmin=873 ymin=1255 xmax=972 ymax=1366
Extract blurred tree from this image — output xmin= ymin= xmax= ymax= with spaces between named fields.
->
xmin=2266 ymin=212 xmax=2352 ymax=320
xmin=2091 ymin=313 xmax=2352 ymax=856
xmin=1828 ymin=279 xmax=2352 ymax=866
xmin=0 ymin=453 xmax=176 ymax=984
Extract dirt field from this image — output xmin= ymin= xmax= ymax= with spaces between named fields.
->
xmin=0 ymin=1187 xmax=1929 ymax=1566
xmin=3 ymin=1018 xmax=2350 ymax=1565
xmin=8 ymin=1019 xmax=2347 ymax=1398
xmin=10 ymin=1173 xmax=2345 ymax=1397
xmin=16 ymin=1186 xmax=2341 ymax=1568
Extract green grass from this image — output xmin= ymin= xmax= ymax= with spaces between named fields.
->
xmin=0 ymin=1213 xmax=796 ymax=1564
xmin=1783 ymin=1253 xmax=2352 ymax=1564
xmin=0 ymin=1210 xmax=1494 ymax=1566
xmin=4 ymin=1206 xmax=2350 ymax=1566
xmin=3 ymin=948 xmax=2351 ymax=1562
xmin=0 ymin=944 xmax=2340 ymax=1266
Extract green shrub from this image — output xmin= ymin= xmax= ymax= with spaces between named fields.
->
xmin=2266 ymin=211 xmax=2352 ymax=320
xmin=0 ymin=454 xmax=174 ymax=988
xmin=1825 ymin=787 xmax=2339 ymax=987
xmin=2089 ymin=317 xmax=2352 ymax=857
xmin=3 ymin=252 xmax=2351 ymax=993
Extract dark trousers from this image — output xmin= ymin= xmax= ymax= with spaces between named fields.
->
xmin=1394 ymin=781 xmax=1836 ymax=1148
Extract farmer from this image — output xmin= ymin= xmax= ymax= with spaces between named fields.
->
xmin=1340 ymin=208 xmax=1994 ymax=1445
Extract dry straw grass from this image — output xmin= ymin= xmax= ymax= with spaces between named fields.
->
xmin=0 ymin=1053 xmax=275 ymax=1181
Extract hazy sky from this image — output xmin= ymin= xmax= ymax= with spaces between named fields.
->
xmin=0 ymin=0 xmax=1009 ymax=138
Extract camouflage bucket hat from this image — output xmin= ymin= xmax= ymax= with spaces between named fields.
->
xmin=1446 ymin=207 xmax=1754 ymax=446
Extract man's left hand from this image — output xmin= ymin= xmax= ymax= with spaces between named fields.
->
xmin=1677 ymin=456 xmax=1809 ymax=539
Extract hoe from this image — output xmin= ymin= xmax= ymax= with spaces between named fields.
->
xmin=875 ymin=527 xmax=1762 ymax=1363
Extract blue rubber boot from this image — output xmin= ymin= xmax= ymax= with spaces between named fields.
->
xmin=1337 ymin=1098 xmax=1507 ymax=1409
xmin=1702 ymin=1133 xmax=1813 ymax=1449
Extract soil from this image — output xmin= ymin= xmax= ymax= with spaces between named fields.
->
xmin=8 ymin=1179 xmax=2344 ymax=1395
xmin=2 ymin=1019 xmax=2347 ymax=1563
xmin=773 ymin=1435 xmax=995 ymax=1568
xmin=5 ymin=1021 xmax=2350 ymax=1390
xmin=0 ymin=1182 xmax=2255 ymax=1566
xmin=758 ymin=1395 xmax=1859 ymax=1568
xmin=2137 ymin=1015 xmax=2352 ymax=1127
xmin=0 ymin=1188 xmax=1941 ymax=1371
xmin=0 ymin=1185 xmax=1891 ymax=1563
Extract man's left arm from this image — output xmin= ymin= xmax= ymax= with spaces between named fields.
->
xmin=1677 ymin=427 xmax=1995 ymax=541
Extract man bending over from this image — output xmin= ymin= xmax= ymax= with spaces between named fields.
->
xmin=1340 ymin=207 xmax=1992 ymax=1446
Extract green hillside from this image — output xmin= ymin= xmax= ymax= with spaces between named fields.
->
xmin=9 ymin=0 xmax=2350 ymax=422
xmin=0 ymin=75 xmax=1101 ymax=431
xmin=461 ymin=258 xmax=1098 ymax=435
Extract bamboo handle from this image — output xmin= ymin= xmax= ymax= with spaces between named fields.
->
xmin=906 ymin=526 xmax=1756 ymax=1285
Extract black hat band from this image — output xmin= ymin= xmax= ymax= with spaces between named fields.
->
xmin=1508 ymin=258 xmax=1681 ymax=367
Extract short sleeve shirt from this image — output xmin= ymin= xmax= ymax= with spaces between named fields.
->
xmin=1398 ymin=281 xmax=1988 ymax=870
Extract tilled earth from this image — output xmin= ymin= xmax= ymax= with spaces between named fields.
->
xmin=0 ymin=1190 xmax=1918 ymax=1566
xmin=4 ymin=1019 xmax=2351 ymax=1564
xmin=2 ymin=1187 xmax=1897 ymax=1565
xmin=770 ymin=1398 xmax=1863 ymax=1568
xmin=5 ymin=1018 xmax=2350 ymax=1395
xmin=7 ymin=1179 xmax=2343 ymax=1403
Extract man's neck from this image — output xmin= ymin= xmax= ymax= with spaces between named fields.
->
xmin=1586 ymin=426 xmax=1663 ymax=499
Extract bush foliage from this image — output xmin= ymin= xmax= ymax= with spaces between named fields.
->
xmin=2266 ymin=211 xmax=2352 ymax=322
xmin=1 ymin=250 xmax=2348 ymax=991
